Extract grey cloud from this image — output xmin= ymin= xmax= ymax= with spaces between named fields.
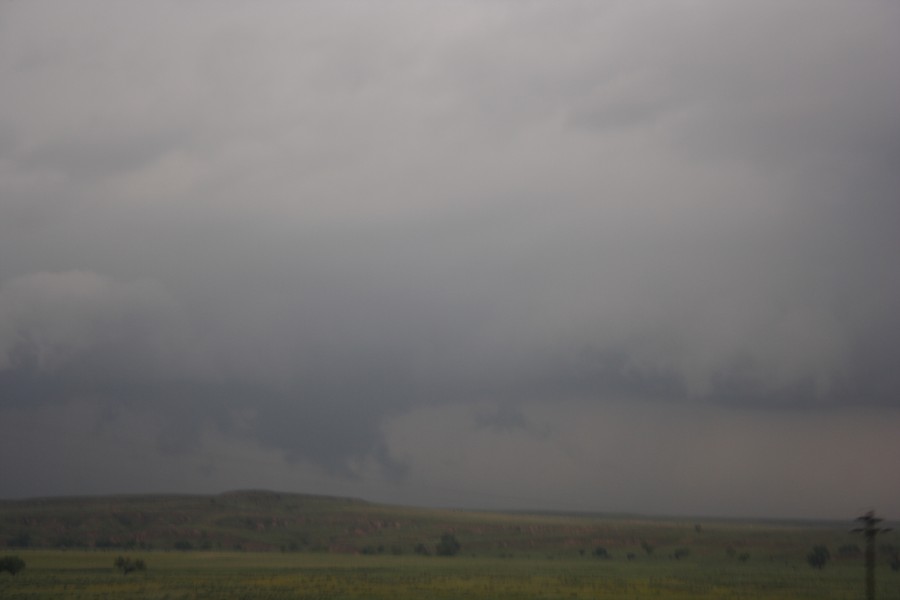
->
xmin=384 ymin=399 xmax=900 ymax=518
xmin=0 ymin=269 xmax=416 ymax=477
xmin=0 ymin=1 xmax=898 ymax=516
xmin=0 ymin=271 xmax=200 ymax=378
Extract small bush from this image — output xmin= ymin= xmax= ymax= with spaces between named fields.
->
xmin=436 ymin=533 xmax=461 ymax=557
xmin=114 ymin=556 xmax=146 ymax=575
xmin=0 ymin=556 xmax=26 ymax=576
xmin=807 ymin=545 xmax=830 ymax=569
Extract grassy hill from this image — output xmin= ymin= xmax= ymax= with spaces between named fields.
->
xmin=0 ymin=490 xmax=873 ymax=562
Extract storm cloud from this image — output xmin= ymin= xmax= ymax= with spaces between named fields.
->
xmin=1 ymin=1 xmax=898 ymax=518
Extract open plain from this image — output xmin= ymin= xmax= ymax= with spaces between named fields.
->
xmin=1 ymin=492 xmax=896 ymax=599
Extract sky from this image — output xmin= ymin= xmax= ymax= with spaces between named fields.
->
xmin=1 ymin=1 xmax=899 ymax=520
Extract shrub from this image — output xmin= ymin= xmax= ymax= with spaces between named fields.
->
xmin=673 ymin=548 xmax=691 ymax=560
xmin=435 ymin=533 xmax=461 ymax=557
xmin=114 ymin=556 xmax=146 ymax=575
xmin=807 ymin=545 xmax=830 ymax=569
xmin=0 ymin=556 xmax=26 ymax=576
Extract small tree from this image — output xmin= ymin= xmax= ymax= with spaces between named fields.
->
xmin=435 ymin=533 xmax=461 ymax=556
xmin=114 ymin=556 xmax=146 ymax=575
xmin=807 ymin=545 xmax=830 ymax=569
xmin=0 ymin=556 xmax=26 ymax=576
xmin=640 ymin=540 xmax=654 ymax=556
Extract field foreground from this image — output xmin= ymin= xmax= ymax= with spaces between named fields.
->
xmin=0 ymin=550 xmax=893 ymax=600
xmin=1 ymin=492 xmax=897 ymax=598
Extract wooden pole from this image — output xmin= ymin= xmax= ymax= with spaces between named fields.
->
xmin=852 ymin=511 xmax=892 ymax=600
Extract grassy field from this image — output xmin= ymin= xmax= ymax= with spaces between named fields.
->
xmin=1 ymin=548 xmax=895 ymax=599
xmin=0 ymin=490 xmax=883 ymax=558
xmin=2 ymin=492 xmax=898 ymax=598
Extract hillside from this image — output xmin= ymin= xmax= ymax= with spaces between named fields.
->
xmin=0 ymin=490 xmax=862 ymax=560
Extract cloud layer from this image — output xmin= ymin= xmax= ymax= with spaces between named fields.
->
xmin=1 ymin=1 xmax=899 ymax=518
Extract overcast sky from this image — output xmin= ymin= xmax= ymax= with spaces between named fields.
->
xmin=1 ymin=1 xmax=899 ymax=520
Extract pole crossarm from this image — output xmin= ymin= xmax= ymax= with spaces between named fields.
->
xmin=851 ymin=511 xmax=891 ymax=600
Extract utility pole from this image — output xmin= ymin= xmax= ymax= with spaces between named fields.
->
xmin=851 ymin=511 xmax=891 ymax=600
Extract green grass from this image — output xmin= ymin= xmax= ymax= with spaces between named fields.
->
xmin=2 ymin=492 xmax=898 ymax=598
xmin=1 ymin=549 xmax=896 ymax=599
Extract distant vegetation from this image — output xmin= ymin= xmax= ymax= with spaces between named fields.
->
xmin=113 ymin=555 xmax=145 ymax=575
xmin=0 ymin=555 xmax=25 ymax=576
xmin=807 ymin=545 xmax=831 ymax=569
xmin=435 ymin=532 xmax=461 ymax=556
xmin=0 ymin=490 xmax=896 ymax=568
xmin=1 ymin=493 xmax=899 ymax=599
